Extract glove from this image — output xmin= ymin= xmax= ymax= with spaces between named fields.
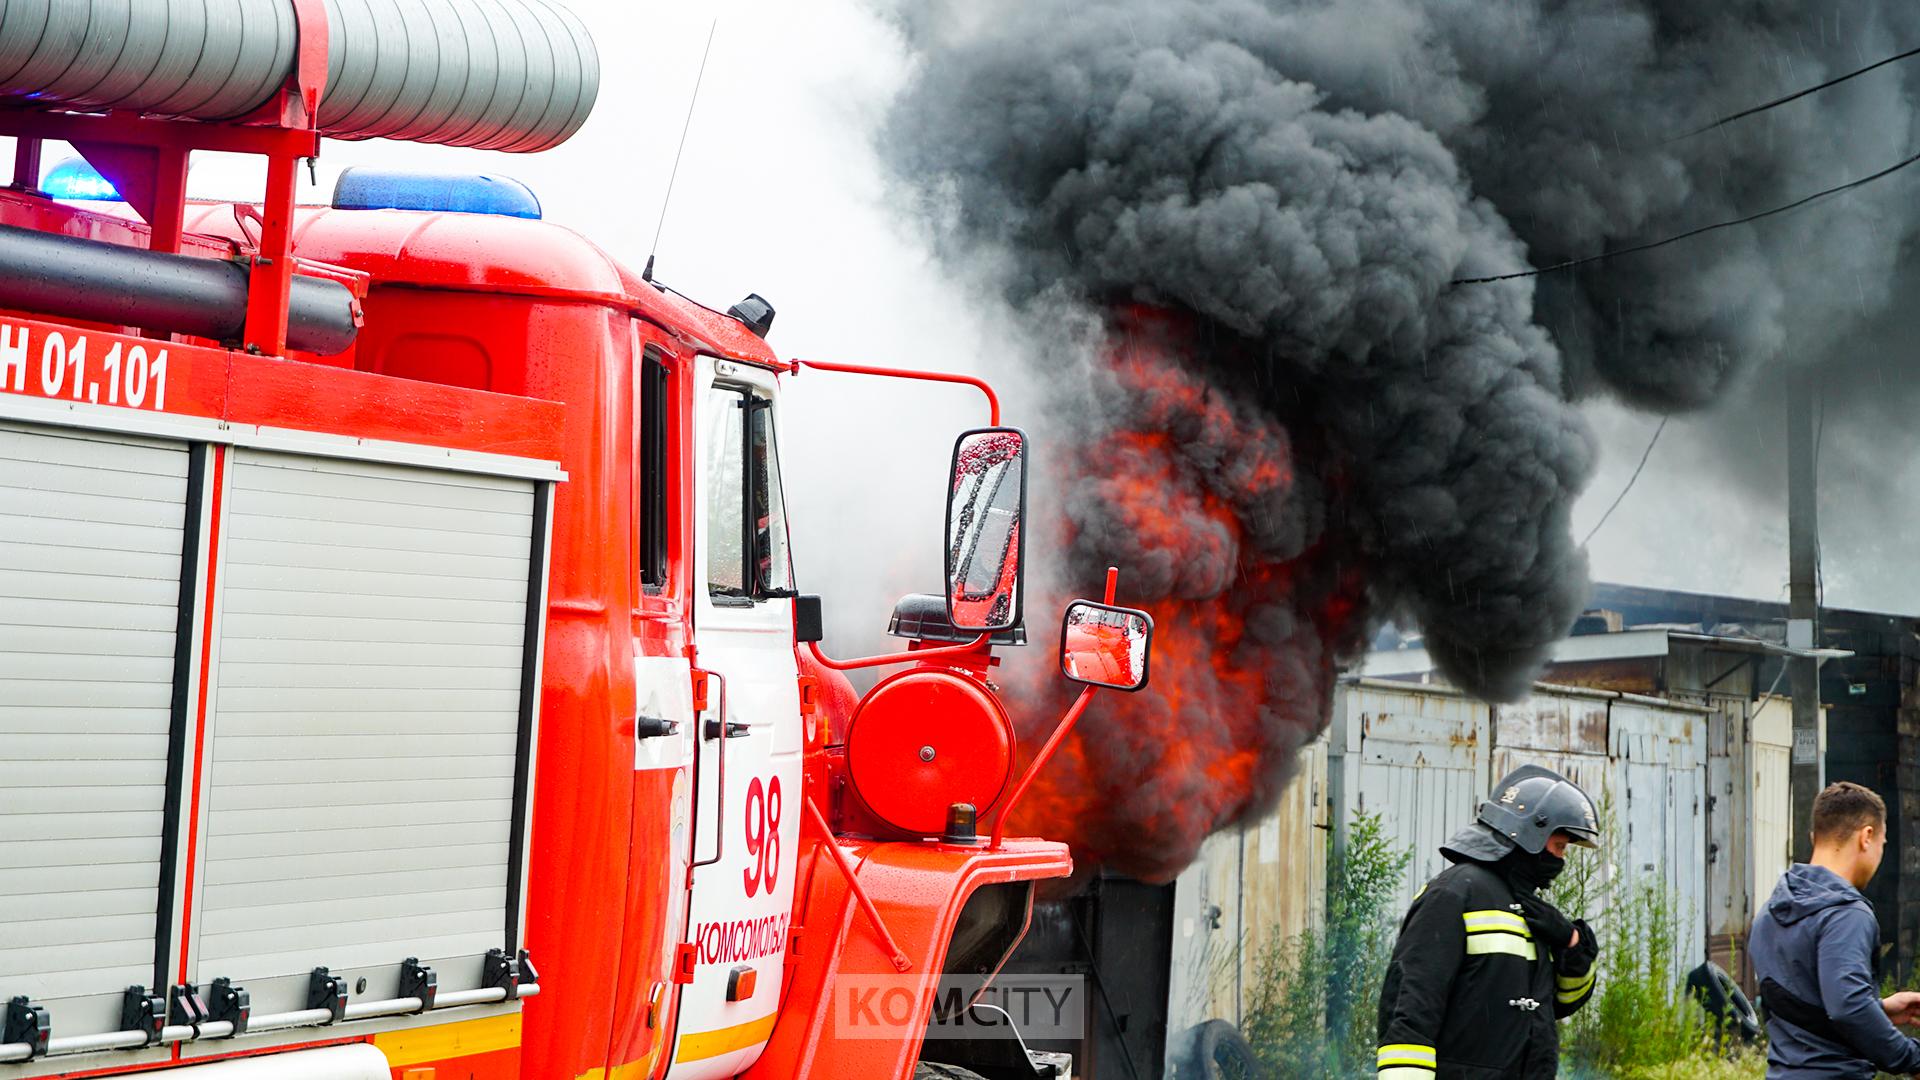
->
xmin=1513 ymin=890 xmax=1578 ymax=951
xmin=1560 ymin=918 xmax=1599 ymax=977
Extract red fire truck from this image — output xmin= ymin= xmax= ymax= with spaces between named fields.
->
xmin=0 ymin=2 xmax=1157 ymax=1079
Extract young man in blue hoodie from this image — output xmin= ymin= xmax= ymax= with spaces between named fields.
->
xmin=1751 ymin=781 xmax=1920 ymax=1078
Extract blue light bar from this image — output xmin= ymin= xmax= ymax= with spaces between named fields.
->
xmin=331 ymin=168 xmax=542 ymax=219
xmin=42 ymin=156 xmax=120 ymax=201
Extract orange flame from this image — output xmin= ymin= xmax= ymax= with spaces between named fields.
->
xmin=1009 ymin=305 xmax=1369 ymax=882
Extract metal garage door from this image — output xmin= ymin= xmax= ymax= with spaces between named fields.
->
xmin=1611 ymin=698 xmax=1708 ymax=972
xmin=0 ymin=423 xmax=190 ymax=1005
xmin=195 ymin=450 xmax=537 ymax=992
xmin=1333 ymin=680 xmax=1492 ymax=911
xmin=1492 ymin=688 xmax=1612 ymax=807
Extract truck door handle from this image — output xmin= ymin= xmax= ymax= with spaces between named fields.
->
xmin=704 ymin=719 xmax=751 ymax=740
xmin=636 ymin=716 xmax=680 ymax=739
xmin=692 ymin=674 xmax=728 ymax=871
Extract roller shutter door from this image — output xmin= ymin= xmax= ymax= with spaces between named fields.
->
xmin=196 ymin=450 xmax=535 ymax=982
xmin=0 ymin=424 xmax=189 ymax=1001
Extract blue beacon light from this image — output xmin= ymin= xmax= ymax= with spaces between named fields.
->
xmin=41 ymin=156 xmax=120 ymax=201
xmin=330 ymin=168 xmax=542 ymax=220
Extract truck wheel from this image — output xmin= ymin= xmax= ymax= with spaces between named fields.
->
xmin=913 ymin=1064 xmax=991 ymax=1080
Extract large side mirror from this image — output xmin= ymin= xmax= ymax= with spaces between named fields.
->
xmin=945 ymin=427 xmax=1026 ymax=634
xmin=1059 ymin=600 xmax=1153 ymax=692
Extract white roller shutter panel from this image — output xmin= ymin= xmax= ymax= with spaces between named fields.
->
xmin=0 ymin=424 xmax=188 ymax=1001
xmin=197 ymin=451 xmax=534 ymax=981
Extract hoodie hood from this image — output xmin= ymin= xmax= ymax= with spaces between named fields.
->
xmin=1440 ymin=821 xmax=1517 ymax=865
xmin=1768 ymin=864 xmax=1865 ymax=927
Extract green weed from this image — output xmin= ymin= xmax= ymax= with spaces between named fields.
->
xmin=1240 ymin=810 xmax=1408 ymax=1078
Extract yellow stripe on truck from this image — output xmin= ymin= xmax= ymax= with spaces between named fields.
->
xmin=675 ymin=1013 xmax=778 ymax=1063
xmin=608 ymin=1052 xmax=660 ymax=1080
xmin=374 ymin=1013 xmax=522 ymax=1067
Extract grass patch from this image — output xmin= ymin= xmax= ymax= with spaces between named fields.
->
xmin=1599 ymin=1050 xmax=1767 ymax=1080
xmin=1551 ymin=801 xmax=1742 ymax=1073
xmin=1239 ymin=811 xmax=1407 ymax=1077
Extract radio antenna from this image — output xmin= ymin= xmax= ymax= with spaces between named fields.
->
xmin=643 ymin=18 xmax=718 ymax=283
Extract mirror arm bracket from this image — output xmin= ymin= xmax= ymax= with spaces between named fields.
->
xmin=789 ymin=359 xmax=1000 ymax=426
xmin=804 ymin=635 xmax=991 ymax=673
xmin=803 ymin=795 xmax=913 ymax=972
xmin=989 ymin=684 xmax=1100 ymax=851
xmin=993 ymin=568 xmax=1134 ymax=848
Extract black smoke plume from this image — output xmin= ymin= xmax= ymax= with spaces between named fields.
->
xmin=879 ymin=0 xmax=1920 ymax=877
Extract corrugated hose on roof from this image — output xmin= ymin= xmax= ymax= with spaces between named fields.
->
xmin=0 ymin=0 xmax=598 ymax=152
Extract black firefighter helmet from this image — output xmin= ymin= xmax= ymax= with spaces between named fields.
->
xmin=1477 ymin=764 xmax=1601 ymax=854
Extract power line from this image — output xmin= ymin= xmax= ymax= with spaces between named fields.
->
xmin=1749 ymin=656 xmax=1790 ymax=718
xmin=1452 ymin=146 xmax=1920 ymax=285
xmin=1672 ymin=44 xmax=1920 ymax=142
xmin=1581 ymin=417 xmax=1667 ymax=549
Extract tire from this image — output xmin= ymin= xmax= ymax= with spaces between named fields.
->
xmin=1189 ymin=1019 xmax=1265 ymax=1080
xmin=913 ymin=1064 xmax=991 ymax=1080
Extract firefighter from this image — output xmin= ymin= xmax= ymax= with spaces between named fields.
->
xmin=1375 ymin=765 xmax=1602 ymax=1079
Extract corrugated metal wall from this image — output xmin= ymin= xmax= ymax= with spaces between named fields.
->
xmin=1166 ymin=737 xmax=1327 ymax=1037
xmin=1610 ymin=696 xmax=1707 ymax=970
xmin=1324 ymin=682 xmax=1721 ymax=965
xmin=1700 ymin=693 xmax=1749 ymax=969
xmin=1493 ymin=687 xmax=1611 ymax=809
xmin=1333 ymin=681 xmax=1491 ymax=913
xmin=1164 ymin=674 xmax=1787 ymax=1061
xmin=1750 ymin=699 xmax=1801 ymax=916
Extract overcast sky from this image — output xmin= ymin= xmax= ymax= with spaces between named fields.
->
xmin=14 ymin=0 xmax=1912 ymax=627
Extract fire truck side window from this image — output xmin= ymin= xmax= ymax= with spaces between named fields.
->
xmin=748 ymin=397 xmax=794 ymax=595
xmin=705 ymin=384 xmax=794 ymax=601
xmin=707 ymin=386 xmax=750 ymax=596
xmin=639 ymin=350 xmax=668 ymax=590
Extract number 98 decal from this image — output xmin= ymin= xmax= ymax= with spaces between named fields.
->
xmin=742 ymin=775 xmax=783 ymax=898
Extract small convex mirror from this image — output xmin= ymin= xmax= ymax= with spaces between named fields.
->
xmin=945 ymin=427 xmax=1027 ymax=633
xmin=1059 ymin=600 xmax=1153 ymax=692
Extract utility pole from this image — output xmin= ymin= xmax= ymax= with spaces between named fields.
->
xmin=1788 ymin=367 xmax=1821 ymax=863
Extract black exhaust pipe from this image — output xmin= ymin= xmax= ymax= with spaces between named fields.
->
xmin=0 ymin=225 xmax=360 ymax=356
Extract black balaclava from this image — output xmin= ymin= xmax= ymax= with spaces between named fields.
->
xmin=1502 ymin=848 xmax=1565 ymax=892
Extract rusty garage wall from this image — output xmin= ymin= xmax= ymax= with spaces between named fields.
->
xmin=1163 ymin=676 xmax=1752 ymax=1067
xmin=1166 ymin=735 xmax=1328 ymax=1038
xmin=1331 ymin=680 xmax=1493 ymax=912
xmin=1329 ymin=679 xmax=1710 ymax=972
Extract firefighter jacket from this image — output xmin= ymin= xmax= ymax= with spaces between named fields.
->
xmin=1375 ymin=860 xmax=1598 ymax=1079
